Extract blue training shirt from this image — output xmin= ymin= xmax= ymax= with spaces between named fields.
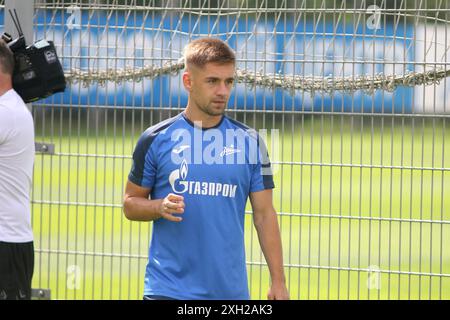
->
xmin=128 ymin=112 xmax=274 ymax=300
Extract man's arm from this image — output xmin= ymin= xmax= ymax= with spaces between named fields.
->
xmin=249 ymin=188 xmax=289 ymax=300
xmin=123 ymin=180 xmax=185 ymax=222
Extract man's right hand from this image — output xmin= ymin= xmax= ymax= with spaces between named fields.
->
xmin=159 ymin=193 xmax=185 ymax=222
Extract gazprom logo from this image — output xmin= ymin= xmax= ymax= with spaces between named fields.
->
xmin=180 ymin=159 xmax=188 ymax=179
xmin=169 ymin=159 xmax=189 ymax=193
xmin=168 ymin=159 xmax=237 ymax=198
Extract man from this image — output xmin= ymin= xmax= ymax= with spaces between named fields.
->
xmin=0 ymin=40 xmax=35 ymax=300
xmin=123 ymin=37 xmax=289 ymax=300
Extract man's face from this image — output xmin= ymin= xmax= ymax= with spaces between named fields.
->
xmin=183 ymin=62 xmax=235 ymax=116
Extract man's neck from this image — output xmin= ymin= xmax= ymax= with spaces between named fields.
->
xmin=184 ymin=104 xmax=223 ymax=129
xmin=0 ymin=76 xmax=12 ymax=97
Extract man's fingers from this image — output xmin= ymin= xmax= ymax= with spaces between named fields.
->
xmin=164 ymin=194 xmax=185 ymax=212
xmin=167 ymin=193 xmax=184 ymax=203
xmin=161 ymin=211 xmax=183 ymax=222
xmin=160 ymin=194 xmax=185 ymax=222
xmin=163 ymin=201 xmax=185 ymax=213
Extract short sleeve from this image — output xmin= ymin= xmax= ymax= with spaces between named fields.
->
xmin=128 ymin=132 xmax=157 ymax=188
xmin=250 ymin=135 xmax=275 ymax=193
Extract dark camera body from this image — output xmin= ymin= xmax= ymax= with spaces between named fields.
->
xmin=2 ymin=32 xmax=66 ymax=103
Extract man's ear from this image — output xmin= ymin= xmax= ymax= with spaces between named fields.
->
xmin=182 ymin=71 xmax=192 ymax=91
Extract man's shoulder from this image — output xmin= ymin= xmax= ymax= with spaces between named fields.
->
xmin=141 ymin=113 xmax=183 ymax=138
xmin=0 ymin=90 xmax=29 ymax=134
xmin=0 ymin=89 xmax=26 ymax=105
xmin=224 ymin=116 xmax=259 ymax=139
xmin=224 ymin=116 xmax=251 ymax=130
xmin=135 ymin=113 xmax=183 ymax=152
xmin=0 ymin=90 xmax=28 ymax=118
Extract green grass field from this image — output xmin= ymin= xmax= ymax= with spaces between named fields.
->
xmin=31 ymin=110 xmax=450 ymax=299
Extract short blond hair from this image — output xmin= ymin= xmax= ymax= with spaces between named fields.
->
xmin=184 ymin=37 xmax=235 ymax=68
